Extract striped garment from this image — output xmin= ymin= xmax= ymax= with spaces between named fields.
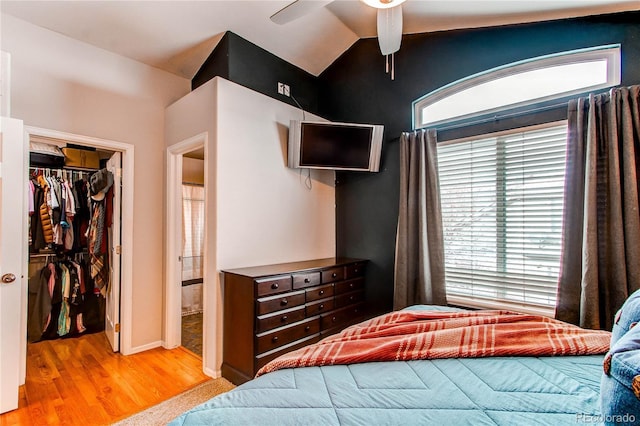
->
xmin=257 ymin=309 xmax=612 ymax=377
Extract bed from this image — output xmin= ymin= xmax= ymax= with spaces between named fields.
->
xmin=170 ymin=305 xmax=617 ymax=426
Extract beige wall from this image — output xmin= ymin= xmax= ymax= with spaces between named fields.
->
xmin=166 ymin=77 xmax=336 ymax=374
xmin=2 ymin=14 xmax=191 ymax=350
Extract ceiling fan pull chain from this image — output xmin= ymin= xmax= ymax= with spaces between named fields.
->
xmin=391 ymin=52 xmax=395 ymax=80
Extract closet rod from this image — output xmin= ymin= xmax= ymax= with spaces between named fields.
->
xmin=29 ymin=166 xmax=92 ymax=180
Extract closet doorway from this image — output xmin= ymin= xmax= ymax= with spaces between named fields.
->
xmin=165 ymin=132 xmax=209 ymax=370
xmin=22 ymin=126 xmax=134 ymax=366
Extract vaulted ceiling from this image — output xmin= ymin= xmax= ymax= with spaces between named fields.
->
xmin=2 ymin=1 xmax=638 ymax=79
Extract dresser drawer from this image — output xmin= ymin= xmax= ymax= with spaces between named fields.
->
xmin=256 ymin=317 xmax=320 ymax=354
xmin=322 ymin=267 xmax=344 ymax=283
xmin=255 ymin=275 xmax=292 ymax=297
xmin=305 ymin=297 xmax=334 ymax=316
xmin=335 ymin=277 xmax=364 ymax=294
xmin=305 ymin=283 xmax=334 ymax=302
xmin=256 ymin=290 xmax=305 ymax=315
xmin=334 ymin=290 xmax=364 ymax=308
xmin=321 ymin=303 xmax=364 ymax=330
xmin=292 ymin=272 xmax=321 ymax=289
xmin=345 ymin=262 xmax=366 ymax=279
xmin=256 ymin=306 xmax=306 ymax=333
xmin=255 ymin=334 xmax=321 ymax=369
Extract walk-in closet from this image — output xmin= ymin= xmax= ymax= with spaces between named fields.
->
xmin=26 ymin=135 xmax=122 ymax=352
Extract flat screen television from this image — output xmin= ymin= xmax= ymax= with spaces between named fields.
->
xmin=288 ymin=120 xmax=384 ymax=172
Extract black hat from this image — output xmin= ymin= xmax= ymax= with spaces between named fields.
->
xmin=90 ymin=169 xmax=114 ymax=201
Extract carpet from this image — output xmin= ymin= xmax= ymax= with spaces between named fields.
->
xmin=112 ymin=378 xmax=235 ymax=425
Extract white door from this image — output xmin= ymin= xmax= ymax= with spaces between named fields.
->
xmin=104 ymin=152 xmax=121 ymax=352
xmin=0 ymin=117 xmax=26 ymax=414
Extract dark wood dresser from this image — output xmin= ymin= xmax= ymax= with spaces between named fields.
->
xmin=221 ymin=257 xmax=368 ymax=385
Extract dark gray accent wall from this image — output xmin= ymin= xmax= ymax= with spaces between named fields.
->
xmin=190 ymin=13 xmax=640 ymax=317
xmin=192 ymin=33 xmax=230 ymax=89
xmin=318 ymin=11 xmax=640 ymax=315
xmin=192 ymin=31 xmax=320 ymax=113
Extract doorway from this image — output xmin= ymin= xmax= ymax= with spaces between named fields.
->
xmin=22 ymin=126 xmax=134 ymax=373
xmin=180 ymin=151 xmax=205 ymax=356
xmin=164 ymin=132 xmax=209 ymax=369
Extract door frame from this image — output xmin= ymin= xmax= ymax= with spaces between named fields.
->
xmin=24 ymin=126 xmax=135 ymax=355
xmin=164 ymin=132 xmax=208 ymax=361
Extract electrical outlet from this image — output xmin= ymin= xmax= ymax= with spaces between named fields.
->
xmin=277 ymin=82 xmax=290 ymax=97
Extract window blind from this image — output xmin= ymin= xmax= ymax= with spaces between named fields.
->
xmin=437 ymin=123 xmax=568 ymax=310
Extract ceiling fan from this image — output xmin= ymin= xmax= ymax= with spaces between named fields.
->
xmin=271 ymin=0 xmax=407 ymax=57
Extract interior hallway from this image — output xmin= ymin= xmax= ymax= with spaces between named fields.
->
xmin=0 ymin=333 xmax=209 ymax=425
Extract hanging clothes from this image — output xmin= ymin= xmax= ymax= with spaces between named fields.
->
xmin=27 ymin=166 xmax=108 ymax=343
xmin=29 ymin=168 xmax=86 ymax=253
xmin=87 ymin=169 xmax=114 ymax=296
xmin=27 ymin=256 xmax=104 ymax=342
xmin=73 ymin=179 xmax=91 ymax=250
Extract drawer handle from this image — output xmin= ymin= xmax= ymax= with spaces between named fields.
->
xmin=272 ymin=336 xmax=279 ymax=342
xmin=305 ymin=326 xmax=311 ymax=331
xmin=319 ymin=290 xmax=324 ymax=295
xmin=319 ymin=304 xmax=324 ymax=310
xmin=349 ymin=283 xmax=354 ymax=288
xmin=281 ymin=299 xmax=288 ymax=306
xmin=281 ymin=315 xmax=288 ymax=322
xmin=271 ymin=283 xmax=279 ymax=289
xmin=349 ymin=296 xmax=354 ymax=301
xmin=354 ymin=269 xmax=359 ymax=273
xmin=332 ymin=273 xmax=337 ymax=278
xmin=354 ymin=309 xmax=359 ymax=314
xmin=332 ymin=316 xmax=337 ymax=322
xmin=304 ymin=278 xmax=310 ymax=283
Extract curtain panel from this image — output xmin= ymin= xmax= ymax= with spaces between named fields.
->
xmin=182 ymin=184 xmax=205 ymax=282
xmin=556 ymin=85 xmax=640 ymax=330
xmin=394 ymin=129 xmax=447 ymax=310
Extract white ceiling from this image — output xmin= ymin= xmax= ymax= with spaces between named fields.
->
xmin=2 ymin=0 xmax=639 ymax=79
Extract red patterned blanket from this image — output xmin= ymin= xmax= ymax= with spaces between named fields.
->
xmin=257 ymin=309 xmax=611 ymax=377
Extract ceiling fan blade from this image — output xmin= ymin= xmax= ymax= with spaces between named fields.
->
xmin=377 ymin=5 xmax=403 ymax=55
xmin=270 ymin=0 xmax=333 ymax=25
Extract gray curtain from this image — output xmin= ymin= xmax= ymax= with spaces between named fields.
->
xmin=394 ymin=129 xmax=446 ymax=310
xmin=556 ymin=85 xmax=640 ymax=330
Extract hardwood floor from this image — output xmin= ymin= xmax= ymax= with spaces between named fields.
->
xmin=0 ymin=333 xmax=209 ymax=425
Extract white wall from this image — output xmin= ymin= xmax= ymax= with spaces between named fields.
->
xmin=1 ymin=14 xmax=191 ymax=350
xmin=215 ymin=80 xmax=336 ymax=268
xmin=166 ymin=77 xmax=336 ymax=374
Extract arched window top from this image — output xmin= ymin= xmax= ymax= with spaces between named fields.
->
xmin=412 ymin=44 xmax=621 ymax=129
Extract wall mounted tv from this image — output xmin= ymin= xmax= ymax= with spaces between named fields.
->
xmin=288 ymin=120 xmax=384 ymax=172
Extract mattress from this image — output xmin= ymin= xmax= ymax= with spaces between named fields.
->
xmin=170 ymin=306 xmax=605 ymax=426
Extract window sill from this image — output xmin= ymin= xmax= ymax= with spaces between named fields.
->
xmin=446 ymin=295 xmax=556 ymax=318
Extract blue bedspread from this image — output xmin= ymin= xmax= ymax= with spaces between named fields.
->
xmin=171 ymin=307 xmax=605 ymax=425
xmin=172 ymin=357 xmax=603 ymax=426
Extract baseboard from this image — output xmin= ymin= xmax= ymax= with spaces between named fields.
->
xmin=161 ymin=340 xmax=180 ymax=350
xmin=127 ymin=340 xmax=163 ymax=355
xmin=204 ymin=366 xmax=221 ymax=378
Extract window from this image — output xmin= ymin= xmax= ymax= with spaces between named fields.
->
xmin=437 ymin=123 xmax=567 ymax=313
xmin=413 ymin=45 xmax=620 ymax=129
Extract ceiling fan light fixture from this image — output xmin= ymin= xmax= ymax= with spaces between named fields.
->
xmin=377 ymin=6 xmax=402 ymax=56
xmin=361 ymin=0 xmax=407 ymax=9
